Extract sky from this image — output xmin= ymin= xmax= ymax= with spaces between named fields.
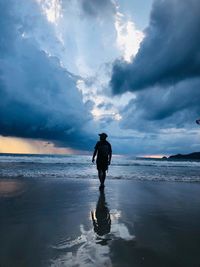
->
xmin=0 ymin=0 xmax=200 ymax=156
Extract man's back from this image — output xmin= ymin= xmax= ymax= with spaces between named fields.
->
xmin=95 ymin=140 xmax=112 ymax=160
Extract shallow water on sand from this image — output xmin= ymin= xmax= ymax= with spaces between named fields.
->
xmin=0 ymin=178 xmax=200 ymax=267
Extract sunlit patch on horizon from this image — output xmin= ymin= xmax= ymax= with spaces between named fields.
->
xmin=0 ymin=136 xmax=75 ymax=154
xmin=140 ymin=154 xmax=165 ymax=159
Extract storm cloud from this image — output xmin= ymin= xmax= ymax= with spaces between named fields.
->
xmin=108 ymin=0 xmax=200 ymax=155
xmin=0 ymin=0 xmax=95 ymax=150
xmin=111 ymin=0 xmax=200 ymax=94
xmin=120 ymin=78 xmax=200 ymax=132
xmin=1 ymin=0 xmax=200 ymax=155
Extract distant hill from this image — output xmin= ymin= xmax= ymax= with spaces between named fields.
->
xmin=168 ymin=152 xmax=200 ymax=160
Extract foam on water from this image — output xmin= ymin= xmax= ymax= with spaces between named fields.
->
xmin=0 ymin=154 xmax=200 ymax=182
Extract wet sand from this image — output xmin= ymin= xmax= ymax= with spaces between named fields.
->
xmin=0 ymin=178 xmax=200 ymax=267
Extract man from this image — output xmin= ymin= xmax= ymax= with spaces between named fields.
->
xmin=92 ymin=133 xmax=112 ymax=189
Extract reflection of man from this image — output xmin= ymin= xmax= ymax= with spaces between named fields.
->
xmin=91 ymin=190 xmax=111 ymax=236
xmin=92 ymin=133 xmax=112 ymax=190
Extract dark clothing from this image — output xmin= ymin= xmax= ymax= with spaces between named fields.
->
xmin=94 ymin=140 xmax=112 ymax=171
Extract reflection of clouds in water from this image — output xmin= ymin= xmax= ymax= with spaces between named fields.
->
xmin=51 ymin=224 xmax=111 ymax=267
xmin=0 ymin=179 xmax=26 ymax=197
xmin=110 ymin=209 xmax=134 ymax=241
xmin=51 ymin=193 xmax=135 ymax=267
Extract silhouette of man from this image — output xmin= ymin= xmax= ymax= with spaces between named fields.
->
xmin=91 ymin=190 xmax=111 ymax=236
xmin=92 ymin=133 xmax=112 ymax=189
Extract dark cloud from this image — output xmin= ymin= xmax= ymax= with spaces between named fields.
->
xmin=80 ymin=0 xmax=116 ymax=18
xmin=119 ymin=78 xmax=200 ymax=134
xmin=111 ymin=0 xmax=200 ymax=94
xmin=108 ymin=0 xmax=200 ymax=155
xmin=0 ymin=0 xmax=95 ymax=150
xmin=109 ymin=129 xmax=200 ymax=155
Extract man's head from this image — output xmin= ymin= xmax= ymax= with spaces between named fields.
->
xmin=99 ymin=133 xmax=108 ymax=141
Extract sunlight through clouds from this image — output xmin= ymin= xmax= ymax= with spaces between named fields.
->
xmin=115 ymin=10 xmax=144 ymax=62
xmin=36 ymin=0 xmax=62 ymax=24
xmin=77 ymin=79 xmax=122 ymax=122
xmin=34 ymin=0 xmax=138 ymax=128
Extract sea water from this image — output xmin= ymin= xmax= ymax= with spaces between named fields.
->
xmin=0 ymin=153 xmax=200 ymax=182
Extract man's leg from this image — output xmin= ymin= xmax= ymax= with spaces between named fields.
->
xmin=98 ymin=169 xmax=106 ymax=189
xmin=102 ymin=170 xmax=106 ymax=185
xmin=98 ymin=170 xmax=103 ymax=184
xmin=99 ymin=170 xmax=106 ymax=190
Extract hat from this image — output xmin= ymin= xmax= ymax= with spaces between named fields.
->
xmin=99 ymin=132 xmax=108 ymax=138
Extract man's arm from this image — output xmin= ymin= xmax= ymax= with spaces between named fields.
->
xmin=108 ymin=144 xmax=112 ymax=165
xmin=92 ymin=143 xmax=98 ymax=163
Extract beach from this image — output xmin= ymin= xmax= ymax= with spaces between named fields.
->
xmin=1 ymin=175 xmax=200 ymax=267
xmin=1 ymin=0 xmax=199 ymax=266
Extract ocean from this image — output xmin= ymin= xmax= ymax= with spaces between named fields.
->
xmin=1 ymin=153 xmax=200 ymax=182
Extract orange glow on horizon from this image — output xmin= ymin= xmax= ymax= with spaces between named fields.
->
xmin=0 ymin=136 xmax=75 ymax=154
xmin=140 ymin=154 xmax=165 ymax=159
